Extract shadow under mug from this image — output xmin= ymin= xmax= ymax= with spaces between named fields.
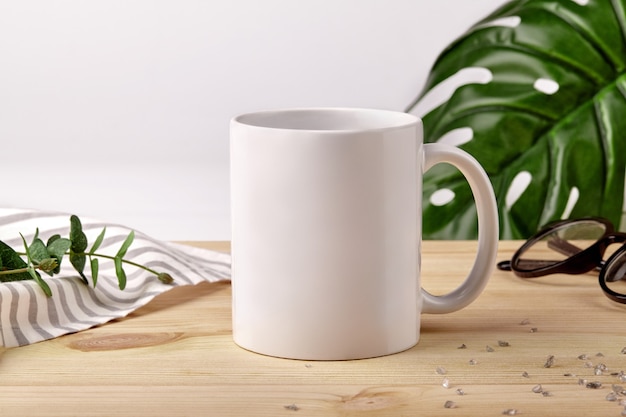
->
xmin=230 ymin=107 xmax=499 ymax=360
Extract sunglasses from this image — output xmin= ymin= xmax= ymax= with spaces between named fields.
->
xmin=497 ymin=217 xmax=626 ymax=304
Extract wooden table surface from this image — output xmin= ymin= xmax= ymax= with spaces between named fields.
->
xmin=2 ymin=240 xmax=626 ymax=416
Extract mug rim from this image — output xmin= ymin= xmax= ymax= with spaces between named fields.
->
xmin=232 ymin=107 xmax=420 ymax=133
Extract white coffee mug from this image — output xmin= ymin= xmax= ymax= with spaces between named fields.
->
xmin=230 ymin=108 xmax=498 ymax=360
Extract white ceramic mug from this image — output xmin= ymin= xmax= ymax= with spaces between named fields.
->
xmin=230 ymin=108 xmax=498 ymax=360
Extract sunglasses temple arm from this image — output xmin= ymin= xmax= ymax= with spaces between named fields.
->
xmin=497 ymin=259 xmax=556 ymax=273
xmin=547 ymin=237 xmax=582 ymax=257
xmin=497 ymin=260 xmax=512 ymax=271
xmin=497 ymin=237 xmax=584 ymax=273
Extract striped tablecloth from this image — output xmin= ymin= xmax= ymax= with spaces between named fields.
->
xmin=0 ymin=208 xmax=231 ymax=348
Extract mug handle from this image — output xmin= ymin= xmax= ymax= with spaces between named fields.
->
xmin=421 ymin=143 xmax=499 ymax=314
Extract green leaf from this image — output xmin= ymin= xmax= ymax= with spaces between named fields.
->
xmin=407 ymin=0 xmax=626 ymax=239
xmin=0 ymin=241 xmax=24 ymax=269
xmin=69 ymin=215 xmax=88 ymax=284
xmin=27 ymin=266 xmax=51 ymax=297
xmin=69 ymin=215 xmax=88 ymax=252
xmin=90 ymin=257 xmax=99 ymax=287
xmin=89 ymin=227 xmax=106 ymax=255
xmin=47 ymin=237 xmax=71 ymax=273
xmin=47 ymin=234 xmax=61 ymax=246
xmin=21 ymin=234 xmax=51 ymax=296
xmin=114 ymin=257 xmax=127 ymax=290
xmin=28 ymin=238 xmax=49 ymax=265
xmin=0 ymin=240 xmax=31 ymax=282
xmin=116 ymin=230 xmax=134 ymax=259
xmin=70 ymin=252 xmax=88 ymax=285
xmin=47 ymin=237 xmax=71 ymax=258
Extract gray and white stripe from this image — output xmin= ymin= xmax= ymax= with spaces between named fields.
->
xmin=0 ymin=208 xmax=231 ymax=347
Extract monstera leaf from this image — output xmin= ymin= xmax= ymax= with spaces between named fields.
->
xmin=407 ymin=0 xmax=626 ymax=239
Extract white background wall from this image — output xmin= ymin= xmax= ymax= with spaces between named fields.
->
xmin=0 ymin=0 xmax=506 ymax=241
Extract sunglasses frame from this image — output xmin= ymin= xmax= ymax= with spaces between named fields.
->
xmin=500 ymin=217 xmax=626 ymax=304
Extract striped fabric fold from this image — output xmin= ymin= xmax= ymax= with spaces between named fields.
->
xmin=0 ymin=208 xmax=231 ymax=347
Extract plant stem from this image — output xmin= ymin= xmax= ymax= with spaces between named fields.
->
xmin=11 ymin=251 xmax=161 ymax=276
xmin=88 ymin=252 xmax=160 ymax=276
xmin=0 ymin=267 xmax=31 ymax=276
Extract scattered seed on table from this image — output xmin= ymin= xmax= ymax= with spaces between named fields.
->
xmin=578 ymin=379 xmax=588 ymax=386
xmin=542 ymin=391 xmax=552 ymax=397
xmin=442 ymin=378 xmax=451 ymax=389
xmin=621 ymin=347 xmax=626 ymax=354
xmin=586 ymin=381 xmax=603 ymax=389
xmin=578 ymin=354 xmax=589 ymax=360
xmin=284 ymin=404 xmax=300 ymax=411
xmin=544 ymin=355 xmax=555 ymax=368
xmin=612 ymin=384 xmax=626 ymax=395
xmin=520 ymin=319 xmax=531 ymax=325
xmin=606 ymin=392 xmax=619 ymax=402
xmin=596 ymin=352 xmax=604 ymax=357
xmin=522 ymin=371 xmax=529 ymax=378
xmin=486 ymin=345 xmax=495 ymax=352
xmin=444 ymin=400 xmax=457 ymax=409
xmin=436 ymin=366 xmax=447 ymax=375
xmin=498 ymin=340 xmax=510 ymax=347
xmin=457 ymin=343 xmax=467 ymax=349
xmin=456 ymin=388 xmax=465 ymax=396
xmin=532 ymin=384 xmax=543 ymax=393
xmin=530 ymin=327 xmax=538 ymax=333
xmin=469 ymin=359 xmax=478 ymax=365
xmin=502 ymin=409 xmax=519 ymax=415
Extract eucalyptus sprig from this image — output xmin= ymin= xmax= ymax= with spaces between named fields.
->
xmin=0 ymin=215 xmax=174 ymax=296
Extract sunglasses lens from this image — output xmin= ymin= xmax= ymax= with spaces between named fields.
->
xmin=602 ymin=250 xmax=626 ymax=296
xmin=604 ymin=250 xmax=626 ymax=280
xmin=516 ymin=219 xmax=607 ymax=273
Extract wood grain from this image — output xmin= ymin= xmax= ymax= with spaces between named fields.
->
xmin=2 ymin=241 xmax=626 ymax=416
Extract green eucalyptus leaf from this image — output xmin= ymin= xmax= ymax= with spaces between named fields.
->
xmin=116 ymin=231 xmax=134 ymax=259
xmin=28 ymin=238 xmax=48 ymax=265
xmin=70 ymin=252 xmax=88 ymax=285
xmin=69 ymin=215 xmax=88 ymax=284
xmin=0 ymin=240 xmax=31 ymax=282
xmin=47 ymin=234 xmax=61 ymax=245
xmin=89 ymin=227 xmax=106 ymax=255
xmin=20 ymin=234 xmax=52 ymax=296
xmin=69 ymin=215 xmax=88 ymax=252
xmin=114 ymin=257 xmax=127 ymax=290
xmin=47 ymin=237 xmax=71 ymax=274
xmin=407 ymin=0 xmax=626 ymax=239
xmin=27 ymin=266 xmax=51 ymax=297
xmin=90 ymin=257 xmax=99 ymax=287
xmin=47 ymin=237 xmax=71 ymax=262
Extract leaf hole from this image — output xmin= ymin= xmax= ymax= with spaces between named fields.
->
xmin=477 ymin=16 xmax=521 ymax=29
xmin=534 ymin=78 xmax=559 ymax=95
xmin=505 ymin=171 xmax=532 ymax=210
xmin=561 ymin=187 xmax=580 ymax=219
xmin=430 ymin=189 xmax=456 ymax=207
xmin=437 ymin=127 xmax=473 ymax=147
xmin=410 ymin=67 xmax=493 ymax=117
